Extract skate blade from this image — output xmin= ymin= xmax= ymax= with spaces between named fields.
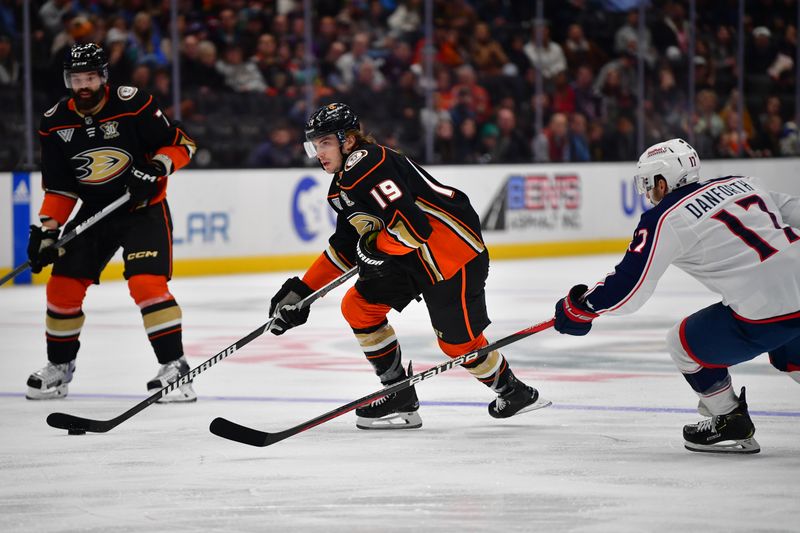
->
xmin=684 ymin=437 xmax=761 ymax=454
xmin=356 ymin=411 xmax=422 ymax=430
xmin=25 ymin=384 xmax=68 ymax=400
xmin=515 ymin=396 xmax=553 ymax=416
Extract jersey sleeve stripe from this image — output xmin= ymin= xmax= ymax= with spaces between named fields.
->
xmin=415 ymin=199 xmax=485 ymax=253
xmin=325 ymin=245 xmax=352 ymax=271
xmin=387 ymin=209 xmax=428 ymax=243
xmin=340 ymin=146 xmax=386 ymax=191
xmin=417 ymin=243 xmax=444 ymax=282
xmin=386 ymin=219 xmax=425 ymax=250
xmin=302 ymin=248 xmax=350 ymax=290
xmin=40 ymin=192 xmax=78 ymax=225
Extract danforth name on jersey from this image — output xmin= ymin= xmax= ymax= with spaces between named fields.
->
xmin=584 ymin=175 xmax=800 ymax=321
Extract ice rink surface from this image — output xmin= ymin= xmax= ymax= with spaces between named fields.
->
xmin=1 ymin=255 xmax=798 ymax=532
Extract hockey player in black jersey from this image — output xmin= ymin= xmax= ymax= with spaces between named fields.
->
xmin=26 ymin=43 xmax=197 ymax=402
xmin=268 ymin=103 xmax=551 ymax=429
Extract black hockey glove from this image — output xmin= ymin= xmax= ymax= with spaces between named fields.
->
xmin=268 ymin=276 xmax=314 ymax=335
xmin=127 ymin=160 xmax=166 ymax=209
xmin=27 ymin=225 xmax=63 ymax=273
xmin=356 ymin=231 xmax=393 ymax=281
xmin=554 ymin=284 xmax=599 ymax=336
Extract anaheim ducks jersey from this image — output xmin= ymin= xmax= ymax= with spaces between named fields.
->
xmin=584 ymin=176 xmax=800 ymax=321
xmin=38 ymin=85 xmax=195 ymax=225
xmin=304 ymin=143 xmax=486 ymax=289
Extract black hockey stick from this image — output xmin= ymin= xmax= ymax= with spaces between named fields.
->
xmin=0 ymin=192 xmax=132 ymax=287
xmin=46 ymin=266 xmax=358 ymax=433
xmin=209 ymin=317 xmax=556 ymax=447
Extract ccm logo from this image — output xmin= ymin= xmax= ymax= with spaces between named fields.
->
xmin=127 ymin=251 xmax=158 ymax=260
xmin=132 ymin=168 xmax=158 ymax=182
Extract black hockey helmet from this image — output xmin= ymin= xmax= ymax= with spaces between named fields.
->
xmin=63 ymin=43 xmax=109 ymax=88
xmin=303 ymin=103 xmax=360 ymax=158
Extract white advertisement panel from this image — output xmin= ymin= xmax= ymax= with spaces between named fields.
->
xmin=3 ymin=158 xmax=800 ymax=281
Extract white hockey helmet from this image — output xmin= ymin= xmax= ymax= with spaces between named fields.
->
xmin=634 ymin=138 xmax=700 ymax=195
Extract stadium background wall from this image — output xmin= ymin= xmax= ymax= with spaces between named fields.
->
xmin=2 ymin=158 xmax=799 ymax=285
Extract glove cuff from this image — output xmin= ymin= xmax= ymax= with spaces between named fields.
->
xmin=563 ymin=285 xmax=598 ymax=323
xmin=284 ymin=276 xmax=313 ymax=298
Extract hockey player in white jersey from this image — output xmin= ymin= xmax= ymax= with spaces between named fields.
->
xmin=553 ymin=138 xmax=800 ymax=454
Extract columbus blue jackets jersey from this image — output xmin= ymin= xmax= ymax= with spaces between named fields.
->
xmin=37 ymin=85 xmax=195 ymax=224
xmin=584 ymin=176 xmax=800 ymax=320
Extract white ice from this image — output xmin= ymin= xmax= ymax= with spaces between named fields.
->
xmin=1 ymin=255 xmax=798 ymax=532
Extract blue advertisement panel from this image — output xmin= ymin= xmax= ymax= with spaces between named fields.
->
xmin=12 ymin=172 xmax=31 ymax=284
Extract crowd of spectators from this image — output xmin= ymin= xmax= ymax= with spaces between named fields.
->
xmin=0 ymin=0 xmax=798 ymax=170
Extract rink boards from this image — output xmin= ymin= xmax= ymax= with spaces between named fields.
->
xmin=2 ymin=158 xmax=799 ymax=284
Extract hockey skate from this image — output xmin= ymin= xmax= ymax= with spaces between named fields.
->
xmin=488 ymin=375 xmax=552 ymax=419
xmin=147 ymin=356 xmax=197 ymax=403
xmin=26 ymin=361 xmax=76 ymax=400
xmin=683 ymin=387 xmax=760 ymax=454
xmin=356 ymin=364 xmax=421 ymax=430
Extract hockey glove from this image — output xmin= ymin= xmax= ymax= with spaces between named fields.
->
xmin=28 ymin=226 xmax=64 ymax=274
xmin=27 ymin=225 xmax=63 ymax=273
xmin=127 ymin=160 xmax=166 ymax=209
xmin=554 ymin=284 xmax=599 ymax=336
xmin=268 ymin=276 xmax=314 ymax=335
xmin=356 ymin=231 xmax=393 ymax=281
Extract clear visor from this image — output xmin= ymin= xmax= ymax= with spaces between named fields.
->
xmin=634 ymin=159 xmax=667 ymax=195
xmin=303 ymin=140 xmax=318 ymax=159
xmin=634 ymin=174 xmax=651 ymax=195
xmin=303 ymin=133 xmax=342 ymax=159
xmin=63 ymin=69 xmax=108 ymax=89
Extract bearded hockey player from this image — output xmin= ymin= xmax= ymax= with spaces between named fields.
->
xmin=553 ymin=138 xmax=800 ymax=454
xmin=26 ymin=43 xmax=197 ymax=402
xmin=268 ymin=102 xmax=551 ymax=429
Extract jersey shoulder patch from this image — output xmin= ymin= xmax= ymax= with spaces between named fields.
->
xmin=109 ymin=86 xmax=154 ymax=115
xmin=43 ymin=102 xmax=60 ymax=117
xmin=39 ymin=97 xmax=75 ymax=131
xmin=117 ymin=86 xmax=139 ymax=101
xmin=339 ymin=144 xmax=387 ymax=190
xmin=344 ymin=149 xmax=369 ymax=171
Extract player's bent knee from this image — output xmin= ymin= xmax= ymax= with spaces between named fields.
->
xmin=438 ymin=335 xmax=487 ymax=358
xmin=341 ymin=286 xmax=390 ymax=330
xmin=666 ymin=322 xmax=700 ymax=374
xmin=128 ymin=274 xmax=173 ymax=306
xmin=46 ymin=275 xmax=92 ymax=311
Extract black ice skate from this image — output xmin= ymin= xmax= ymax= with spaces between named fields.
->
xmin=489 ymin=375 xmax=551 ymax=419
xmin=147 ymin=356 xmax=197 ymax=403
xmin=683 ymin=387 xmax=760 ymax=454
xmin=356 ymin=363 xmax=422 ymax=430
xmin=26 ymin=360 xmax=76 ymax=400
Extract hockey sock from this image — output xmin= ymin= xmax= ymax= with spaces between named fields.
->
xmin=45 ymin=309 xmax=84 ymax=364
xmin=130 ymin=275 xmax=183 ymax=364
xmin=440 ymin=335 xmax=513 ymax=394
xmin=353 ymin=320 xmax=404 ymax=384
xmin=140 ymin=299 xmax=183 ymax=364
xmin=683 ymin=369 xmax=738 ymax=415
xmin=45 ymin=275 xmax=91 ymax=364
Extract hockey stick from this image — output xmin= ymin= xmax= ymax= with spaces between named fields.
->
xmin=209 ymin=317 xmax=556 ymax=447
xmin=46 ymin=266 xmax=358 ymax=433
xmin=0 ymin=192 xmax=132 ymax=287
